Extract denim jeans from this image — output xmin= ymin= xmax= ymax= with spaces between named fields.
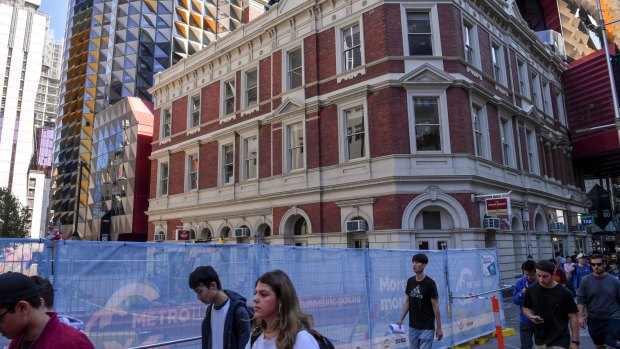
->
xmin=408 ymin=327 xmax=434 ymax=349
xmin=520 ymin=322 xmax=535 ymax=349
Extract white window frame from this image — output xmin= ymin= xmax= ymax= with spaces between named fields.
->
xmin=158 ymin=161 xmax=169 ymax=196
xmin=463 ymin=18 xmax=479 ymax=66
xmin=283 ymin=119 xmax=305 ymax=172
xmin=340 ymin=104 xmax=368 ymax=162
xmin=491 ymin=42 xmax=506 ymax=85
xmin=188 ymin=94 xmax=201 ymax=129
xmin=471 ymin=100 xmax=489 ymax=159
xmin=336 ymin=20 xmax=365 ymax=74
xmin=500 ymin=117 xmax=515 ymax=167
xmin=556 ymin=92 xmax=567 ymax=126
xmin=531 ymin=73 xmax=543 ymax=111
xmin=220 ymin=142 xmax=235 ymax=185
xmin=542 ymin=80 xmax=552 ymax=117
xmin=161 ymin=107 xmax=172 ymax=138
xmin=401 ymin=4 xmax=442 ymax=57
xmin=241 ymin=134 xmax=258 ymax=180
xmin=407 ymin=90 xmax=450 ymax=154
xmin=222 ymin=79 xmax=236 ymax=116
xmin=243 ymin=68 xmax=258 ymax=108
xmin=285 ymin=46 xmax=304 ymax=90
xmin=517 ymin=59 xmax=530 ymax=99
xmin=186 ymin=152 xmax=198 ymax=191
xmin=526 ymin=129 xmax=540 ymax=175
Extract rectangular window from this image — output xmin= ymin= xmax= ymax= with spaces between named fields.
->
xmin=161 ymin=108 xmax=171 ymax=138
xmin=244 ymin=136 xmax=257 ymax=180
xmin=342 ymin=25 xmax=362 ymax=71
xmin=407 ymin=12 xmax=432 ymax=55
xmin=189 ymin=95 xmax=200 ymax=128
xmin=500 ymin=118 xmax=513 ymax=167
xmin=159 ymin=162 xmax=168 ymax=196
xmin=472 ymin=104 xmax=485 ymax=157
xmin=413 ymin=98 xmax=441 ymax=151
xmin=245 ymin=70 xmax=257 ymax=107
xmin=517 ymin=61 xmax=528 ymax=97
xmin=187 ymin=154 xmax=198 ymax=190
xmin=222 ymin=144 xmax=234 ymax=184
xmin=422 ymin=211 xmax=441 ymax=229
xmin=287 ymin=122 xmax=304 ymax=171
xmin=542 ymin=81 xmax=552 ymax=115
xmin=463 ymin=22 xmax=475 ymax=64
xmin=556 ymin=93 xmax=567 ymax=125
xmin=224 ymin=80 xmax=235 ymax=115
xmin=526 ymin=129 xmax=539 ymax=174
xmin=491 ymin=44 xmax=503 ymax=82
xmin=287 ymin=48 xmax=303 ymax=89
xmin=532 ymin=73 xmax=543 ymax=110
xmin=344 ymin=106 xmax=365 ymax=160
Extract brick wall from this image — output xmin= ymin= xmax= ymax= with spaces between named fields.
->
xmin=486 ymin=103 xmax=502 ymax=164
xmin=438 ymin=4 xmax=461 ymax=57
xmin=318 ymin=105 xmax=339 ymax=167
xmin=200 ymin=141 xmax=218 ymax=189
xmin=171 ymin=96 xmax=188 ymax=135
xmin=368 ymin=87 xmax=410 ymax=157
xmin=168 ymin=152 xmax=185 ymax=195
xmin=259 ymin=124 xmax=272 ymax=178
xmin=447 ymin=87 xmax=474 ymax=154
xmin=272 ymin=122 xmax=282 ymax=176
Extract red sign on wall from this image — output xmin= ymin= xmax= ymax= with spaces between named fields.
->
xmin=486 ymin=198 xmax=511 ymax=216
xmin=177 ymin=230 xmax=190 ymax=240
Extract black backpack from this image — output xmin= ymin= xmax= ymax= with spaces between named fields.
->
xmin=251 ymin=328 xmax=335 ymax=349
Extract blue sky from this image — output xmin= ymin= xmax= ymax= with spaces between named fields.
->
xmin=39 ymin=0 xmax=68 ymax=41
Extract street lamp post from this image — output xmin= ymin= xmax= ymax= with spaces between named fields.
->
xmin=597 ymin=0 xmax=620 ymax=124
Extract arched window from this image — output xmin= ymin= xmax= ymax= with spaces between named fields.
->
xmin=200 ymin=228 xmax=213 ymax=241
xmin=293 ymin=217 xmax=307 ymax=235
xmin=221 ymin=226 xmax=230 ymax=238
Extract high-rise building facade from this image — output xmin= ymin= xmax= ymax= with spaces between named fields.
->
xmin=51 ymin=0 xmax=266 ymax=238
xmin=0 ymin=0 xmax=49 ymax=219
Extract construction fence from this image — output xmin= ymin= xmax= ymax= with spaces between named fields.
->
xmin=0 ymin=239 xmax=504 ymax=349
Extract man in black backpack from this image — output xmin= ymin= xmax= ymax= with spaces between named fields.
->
xmin=189 ymin=266 xmax=252 ymax=349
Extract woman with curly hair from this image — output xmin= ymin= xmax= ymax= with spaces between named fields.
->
xmin=247 ymin=270 xmax=319 ymax=349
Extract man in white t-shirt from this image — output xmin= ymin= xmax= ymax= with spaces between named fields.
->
xmin=189 ymin=266 xmax=252 ymax=349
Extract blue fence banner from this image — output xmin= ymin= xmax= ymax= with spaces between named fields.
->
xmin=0 ymin=240 xmax=502 ymax=349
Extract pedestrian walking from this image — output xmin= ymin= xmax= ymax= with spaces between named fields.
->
xmin=396 ymin=253 xmax=443 ymax=349
xmin=189 ymin=266 xmax=252 ymax=349
xmin=513 ymin=259 xmax=537 ymax=349
xmin=30 ymin=276 xmax=85 ymax=331
xmin=563 ymin=256 xmax=576 ymax=295
xmin=576 ymin=254 xmax=620 ymax=349
xmin=248 ymin=269 xmax=319 ymax=349
xmin=609 ymin=259 xmax=620 ymax=279
xmin=522 ymin=260 xmax=580 ymax=349
xmin=573 ymin=253 xmax=591 ymax=291
xmin=550 ymin=258 xmax=567 ymax=286
xmin=0 ymin=272 xmax=95 ymax=349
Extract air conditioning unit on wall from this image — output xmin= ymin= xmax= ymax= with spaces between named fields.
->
xmin=154 ymin=233 xmax=165 ymax=242
xmin=345 ymin=220 xmax=368 ymax=232
xmin=235 ymin=228 xmax=250 ymax=237
xmin=483 ymin=217 xmax=500 ymax=230
xmin=548 ymin=222 xmax=565 ymax=232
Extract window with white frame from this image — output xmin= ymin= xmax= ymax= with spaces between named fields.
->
xmin=526 ymin=129 xmax=539 ymax=174
xmin=407 ymin=11 xmax=433 ymax=55
xmin=413 ymin=98 xmax=441 ymax=151
xmin=500 ymin=118 xmax=514 ymax=167
xmin=344 ymin=106 xmax=366 ymax=161
xmin=223 ymin=80 xmax=235 ymax=115
xmin=243 ymin=136 xmax=257 ymax=180
xmin=159 ymin=162 xmax=169 ymax=196
xmin=463 ymin=20 xmax=477 ymax=65
xmin=189 ymin=95 xmax=200 ymax=128
xmin=556 ymin=93 xmax=567 ymax=125
xmin=491 ymin=43 xmax=504 ymax=83
xmin=531 ymin=73 xmax=543 ymax=110
xmin=542 ymin=81 xmax=552 ymax=116
xmin=287 ymin=48 xmax=303 ymax=89
xmin=517 ymin=60 xmax=530 ymax=98
xmin=245 ymin=69 xmax=258 ymax=107
xmin=222 ymin=144 xmax=234 ymax=184
xmin=187 ymin=153 xmax=198 ymax=190
xmin=472 ymin=104 xmax=487 ymax=158
xmin=286 ymin=122 xmax=304 ymax=171
xmin=161 ymin=108 xmax=171 ymax=138
xmin=342 ymin=24 xmax=362 ymax=71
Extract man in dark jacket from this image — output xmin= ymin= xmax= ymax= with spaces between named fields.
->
xmin=189 ymin=266 xmax=251 ymax=349
xmin=513 ymin=259 xmax=537 ymax=349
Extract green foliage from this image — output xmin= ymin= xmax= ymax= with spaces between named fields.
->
xmin=0 ymin=187 xmax=31 ymax=238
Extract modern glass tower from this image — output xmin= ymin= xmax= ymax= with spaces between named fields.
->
xmin=51 ymin=0 xmax=249 ymax=237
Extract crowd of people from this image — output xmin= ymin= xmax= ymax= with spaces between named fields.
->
xmin=514 ymin=252 xmax=620 ymax=349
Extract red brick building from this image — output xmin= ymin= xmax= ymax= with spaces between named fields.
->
xmin=147 ymin=0 xmax=588 ymax=279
